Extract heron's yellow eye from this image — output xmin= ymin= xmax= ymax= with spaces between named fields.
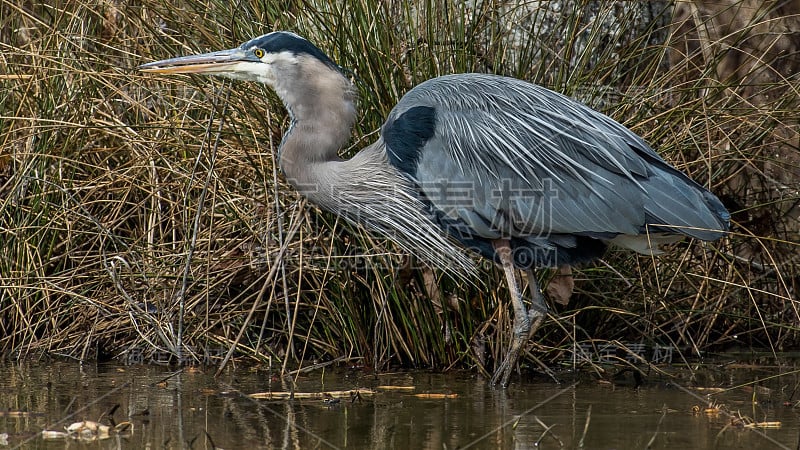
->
xmin=253 ymin=48 xmax=265 ymax=59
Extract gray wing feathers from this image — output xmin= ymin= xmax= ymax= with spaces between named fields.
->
xmin=394 ymin=73 xmax=727 ymax=241
xmin=639 ymin=166 xmax=729 ymax=240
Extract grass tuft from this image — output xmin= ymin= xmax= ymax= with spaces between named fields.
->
xmin=1 ymin=0 xmax=797 ymax=376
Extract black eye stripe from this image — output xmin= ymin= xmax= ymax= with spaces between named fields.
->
xmin=240 ymin=32 xmax=339 ymax=71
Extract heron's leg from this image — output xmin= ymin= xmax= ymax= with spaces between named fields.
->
xmin=490 ymin=240 xmax=548 ymax=386
xmin=524 ymin=268 xmax=548 ymax=339
xmin=525 ymin=269 xmax=549 ymax=339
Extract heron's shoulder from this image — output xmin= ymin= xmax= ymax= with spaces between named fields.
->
xmin=411 ymin=73 xmax=549 ymax=94
xmin=416 ymin=73 xmax=534 ymax=89
xmin=393 ymin=73 xmax=585 ymax=117
xmin=383 ymin=105 xmax=437 ymax=177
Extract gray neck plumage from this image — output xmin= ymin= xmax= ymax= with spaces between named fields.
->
xmin=275 ymin=60 xmax=357 ymax=191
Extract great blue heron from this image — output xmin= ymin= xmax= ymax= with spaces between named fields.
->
xmin=139 ymin=31 xmax=730 ymax=386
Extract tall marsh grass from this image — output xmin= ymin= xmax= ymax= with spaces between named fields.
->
xmin=1 ymin=0 xmax=797 ymax=376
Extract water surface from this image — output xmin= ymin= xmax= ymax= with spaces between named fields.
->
xmin=0 ymin=360 xmax=797 ymax=449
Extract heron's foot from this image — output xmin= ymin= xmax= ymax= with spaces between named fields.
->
xmin=490 ymin=333 xmax=523 ymax=387
xmin=490 ymin=303 xmax=546 ymax=387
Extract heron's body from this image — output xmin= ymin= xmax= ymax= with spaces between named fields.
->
xmin=140 ymin=31 xmax=729 ymax=386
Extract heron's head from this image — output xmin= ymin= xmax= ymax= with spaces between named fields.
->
xmin=139 ymin=31 xmax=351 ymax=110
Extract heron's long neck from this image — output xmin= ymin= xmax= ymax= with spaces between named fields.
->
xmin=276 ymin=75 xmax=357 ymax=192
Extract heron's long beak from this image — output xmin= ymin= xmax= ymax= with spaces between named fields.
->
xmin=138 ymin=48 xmax=260 ymax=74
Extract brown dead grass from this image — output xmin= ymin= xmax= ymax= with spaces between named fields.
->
xmin=0 ymin=0 xmax=797 ymax=377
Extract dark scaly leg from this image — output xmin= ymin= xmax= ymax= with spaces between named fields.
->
xmin=490 ymin=239 xmax=548 ymax=387
xmin=523 ymin=268 xmax=548 ymax=345
xmin=524 ymin=268 xmax=549 ymax=328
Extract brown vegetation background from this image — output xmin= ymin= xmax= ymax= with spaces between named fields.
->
xmin=0 ymin=0 xmax=797 ymax=376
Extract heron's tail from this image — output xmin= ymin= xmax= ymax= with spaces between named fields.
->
xmin=638 ymin=165 xmax=730 ymax=241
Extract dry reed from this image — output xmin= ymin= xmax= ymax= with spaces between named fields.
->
xmin=0 ymin=0 xmax=797 ymax=377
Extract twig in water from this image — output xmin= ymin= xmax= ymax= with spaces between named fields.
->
xmin=578 ymin=404 xmax=592 ymax=448
xmin=533 ymin=416 xmax=563 ymax=447
xmin=458 ymin=382 xmax=578 ymax=449
xmin=217 ymin=382 xmax=341 ymax=449
xmin=645 ymin=404 xmax=668 ymax=449
xmin=148 ymin=369 xmax=186 ymax=387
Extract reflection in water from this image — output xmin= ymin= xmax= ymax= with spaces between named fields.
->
xmin=0 ymin=361 xmax=797 ymax=449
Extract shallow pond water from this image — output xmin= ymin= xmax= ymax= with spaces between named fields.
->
xmin=0 ymin=360 xmax=797 ymax=449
